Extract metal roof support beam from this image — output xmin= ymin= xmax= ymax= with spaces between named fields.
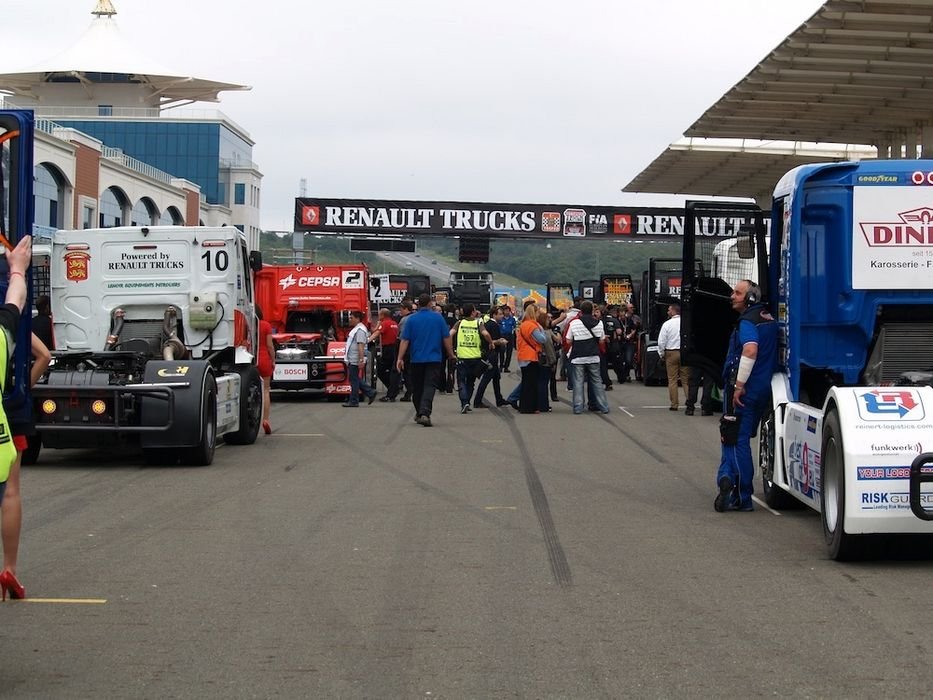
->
xmin=906 ymin=126 xmax=919 ymax=158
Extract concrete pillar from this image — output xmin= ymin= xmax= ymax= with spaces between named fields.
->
xmin=906 ymin=126 xmax=919 ymax=160
xmin=922 ymin=125 xmax=933 ymax=158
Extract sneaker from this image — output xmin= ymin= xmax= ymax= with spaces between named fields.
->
xmin=714 ymin=476 xmax=733 ymax=513
xmin=684 ymin=408 xmax=695 ymax=416
xmin=669 ymin=406 xmax=678 ymax=411
xmin=367 ymin=392 xmax=378 ymax=405
xmin=496 ymin=399 xmax=511 ymax=407
xmin=461 ymin=404 xmax=471 ymax=414
xmin=378 ymin=396 xmax=394 ymax=403
xmin=416 ymin=415 xmax=432 ymax=427
xmin=413 ymin=414 xmax=422 ymax=423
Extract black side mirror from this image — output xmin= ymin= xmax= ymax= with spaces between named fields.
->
xmin=249 ymin=250 xmax=263 ymax=272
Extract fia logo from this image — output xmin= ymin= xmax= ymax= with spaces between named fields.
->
xmin=857 ymin=389 xmax=924 ymax=421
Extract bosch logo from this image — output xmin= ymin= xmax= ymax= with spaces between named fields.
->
xmin=278 ymin=274 xmax=341 ymax=290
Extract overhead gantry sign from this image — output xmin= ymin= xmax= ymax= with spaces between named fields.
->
xmin=294 ymin=197 xmax=766 ymax=242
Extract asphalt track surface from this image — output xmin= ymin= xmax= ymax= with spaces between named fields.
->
xmin=5 ymin=377 xmax=933 ymax=698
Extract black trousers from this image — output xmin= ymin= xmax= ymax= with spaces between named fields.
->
xmin=520 ymin=362 xmax=540 ymax=413
xmin=410 ymin=362 xmax=441 ymax=417
xmin=378 ymin=345 xmax=400 ymax=398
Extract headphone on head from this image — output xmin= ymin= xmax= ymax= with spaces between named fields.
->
xmin=744 ymin=282 xmax=761 ymax=306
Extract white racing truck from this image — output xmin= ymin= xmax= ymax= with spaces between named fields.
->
xmin=32 ymin=226 xmax=264 ymax=465
xmin=681 ymin=164 xmax=933 ymax=560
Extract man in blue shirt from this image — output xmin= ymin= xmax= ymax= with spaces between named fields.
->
xmin=498 ymin=305 xmax=516 ymax=372
xmin=715 ymin=280 xmax=778 ymax=512
xmin=397 ymin=293 xmax=456 ymax=427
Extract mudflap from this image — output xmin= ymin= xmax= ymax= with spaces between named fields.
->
xmin=140 ymin=360 xmax=211 ymax=450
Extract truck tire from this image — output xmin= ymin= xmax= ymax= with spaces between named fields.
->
xmin=224 ymin=366 xmax=262 ymax=445
xmin=184 ymin=374 xmax=217 ymax=466
xmin=760 ymin=409 xmax=801 ymax=510
xmin=21 ymin=435 xmax=41 ymax=466
xmin=820 ymin=409 xmax=864 ymax=560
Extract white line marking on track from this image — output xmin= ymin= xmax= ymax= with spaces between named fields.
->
xmin=751 ymin=496 xmax=782 ymax=515
xmin=618 ymin=406 xmax=635 ymax=417
xmin=274 ymin=434 xmax=326 ymax=437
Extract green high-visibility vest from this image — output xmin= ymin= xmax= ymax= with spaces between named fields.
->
xmin=456 ymin=319 xmax=483 ymax=359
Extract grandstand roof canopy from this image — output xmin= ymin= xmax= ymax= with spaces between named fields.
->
xmin=0 ymin=5 xmax=248 ymax=107
xmin=625 ymin=0 xmax=933 ymax=199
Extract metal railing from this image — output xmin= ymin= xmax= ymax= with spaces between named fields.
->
xmin=101 ymin=147 xmax=174 ymax=185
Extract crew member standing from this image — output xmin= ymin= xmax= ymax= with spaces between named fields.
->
xmin=370 ymin=308 xmax=400 ymax=402
xmin=450 ymin=303 xmax=494 ymax=413
xmin=397 ymin=294 xmax=456 ymax=427
xmin=656 ymin=302 xmax=690 ymax=411
xmin=714 ymin=280 xmax=778 ymax=513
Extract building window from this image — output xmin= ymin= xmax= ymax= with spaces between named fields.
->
xmin=83 ymin=205 xmax=95 ymax=230
xmin=34 ymin=163 xmax=64 ymax=229
xmin=234 ymin=183 xmax=245 ymax=205
xmin=98 ymin=105 xmax=113 ymax=116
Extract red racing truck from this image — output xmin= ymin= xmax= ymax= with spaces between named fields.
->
xmin=254 ymin=264 xmax=371 ymax=396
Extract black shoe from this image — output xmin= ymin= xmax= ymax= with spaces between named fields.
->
xmin=401 ymin=394 xmax=412 ymax=401
xmin=669 ymin=406 xmax=678 ymax=411
xmin=550 ymin=394 xmax=559 ymax=401
xmin=342 ymin=402 xmax=359 ymax=408
xmin=367 ymin=392 xmax=378 ymax=405
xmin=714 ymin=476 xmax=734 ymax=513
xmin=416 ymin=415 xmax=432 ymax=427
xmin=503 ymin=368 xmax=511 ymax=373
xmin=413 ymin=414 xmax=422 ymax=423
xmin=605 ymin=385 xmax=613 ymax=391
xmin=379 ymin=396 xmax=395 ymax=402
xmin=684 ymin=408 xmax=695 ymax=416
xmin=496 ymin=399 xmax=511 ymax=407
xmin=701 ymin=410 xmax=714 ymax=416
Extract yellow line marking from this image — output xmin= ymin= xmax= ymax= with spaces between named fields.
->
xmin=484 ymin=506 xmax=517 ymax=511
xmin=10 ymin=598 xmax=107 ymax=604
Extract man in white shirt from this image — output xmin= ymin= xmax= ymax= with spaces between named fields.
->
xmin=343 ymin=310 xmax=377 ymax=407
xmin=656 ymin=302 xmax=690 ymax=411
xmin=565 ymin=301 xmax=609 ymax=414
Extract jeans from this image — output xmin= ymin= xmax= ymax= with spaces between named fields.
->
xmin=347 ymin=363 xmax=375 ymax=405
xmin=571 ymin=362 xmax=609 ymax=414
xmin=717 ymin=391 xmax=768 ymax=508
xmin=457 ymin=359 xmax=485 ymax=407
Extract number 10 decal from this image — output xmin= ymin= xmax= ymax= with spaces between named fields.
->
xmin=201 ymin=249 xmax=229 ymax=272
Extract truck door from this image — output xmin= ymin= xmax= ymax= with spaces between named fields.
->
xmin=680 ymin=201 xmax=769 ymax=385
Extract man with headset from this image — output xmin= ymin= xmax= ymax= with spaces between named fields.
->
xmin=714 ymin=279 xmax=778 ymax=513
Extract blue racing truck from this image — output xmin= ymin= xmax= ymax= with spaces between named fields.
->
xmin=681 ymin=162 xmax=933 ymax=559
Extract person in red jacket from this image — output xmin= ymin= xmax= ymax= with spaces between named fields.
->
xmin=256 ymin=306 xmax=275 ymax=434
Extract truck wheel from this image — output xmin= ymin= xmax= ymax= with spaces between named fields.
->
xmin=184 ymin=374 xmax=217 ymax=466
xmin=820 ymin=409 xmax=863 ymax=560
xmin=224 ymin=366 xmax=262 ymax=445
xmin=760 ymin=409 xmax=800 ymax=510
xmin=21 ymin=435 xmax=41 ymax=466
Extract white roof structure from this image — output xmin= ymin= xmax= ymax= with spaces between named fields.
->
xmin=625 ymin=0 xmax=933 ymax=200
xmin=0 ymin=1 xmax=249 ymax=109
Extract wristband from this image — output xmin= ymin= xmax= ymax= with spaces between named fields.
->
xmin=8 ymin=271 xmax=24 ymax=281
xmin=736 ymin=355 xmax=755 ymax=385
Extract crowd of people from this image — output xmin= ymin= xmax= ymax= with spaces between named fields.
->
xmin=341 ymin=293 xmax=657 ymax=425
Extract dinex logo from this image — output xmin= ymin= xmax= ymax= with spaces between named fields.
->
xmin=279 ymin=274 xmax=341 ymax=290
xmin=860 ymin=207 xmax=933 ymax=246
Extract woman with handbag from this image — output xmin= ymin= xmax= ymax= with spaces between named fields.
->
xmin=515 ymin=303 xmax=548 ymax=414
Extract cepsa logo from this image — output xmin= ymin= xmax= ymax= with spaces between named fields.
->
xmin=301 ymin=205 xmax=320 ymax=226
xmin=279 ymin=274 xmax=340 ymax=291
xmin=860 ymin=207 xmax=933 ymax=246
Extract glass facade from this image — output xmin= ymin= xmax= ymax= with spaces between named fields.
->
xmin=234 ymin=183 xmax=245 ymax=205
xmin=56 ymin=120 xmax=253 ymax=207
xmin=34 ymin=163 xmax=64 ymax=229
xmin=100 ymin=187 xmax=125 ymax=228
xmin=131 ymin=198 xmax=156 ymax=226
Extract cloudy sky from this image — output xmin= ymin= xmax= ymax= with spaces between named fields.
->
xmin=8 ymin=0 xmax=825 ymax=231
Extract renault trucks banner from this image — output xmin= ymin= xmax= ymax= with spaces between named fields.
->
xmin=295 ymin=198 xmax=765 ymax=241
